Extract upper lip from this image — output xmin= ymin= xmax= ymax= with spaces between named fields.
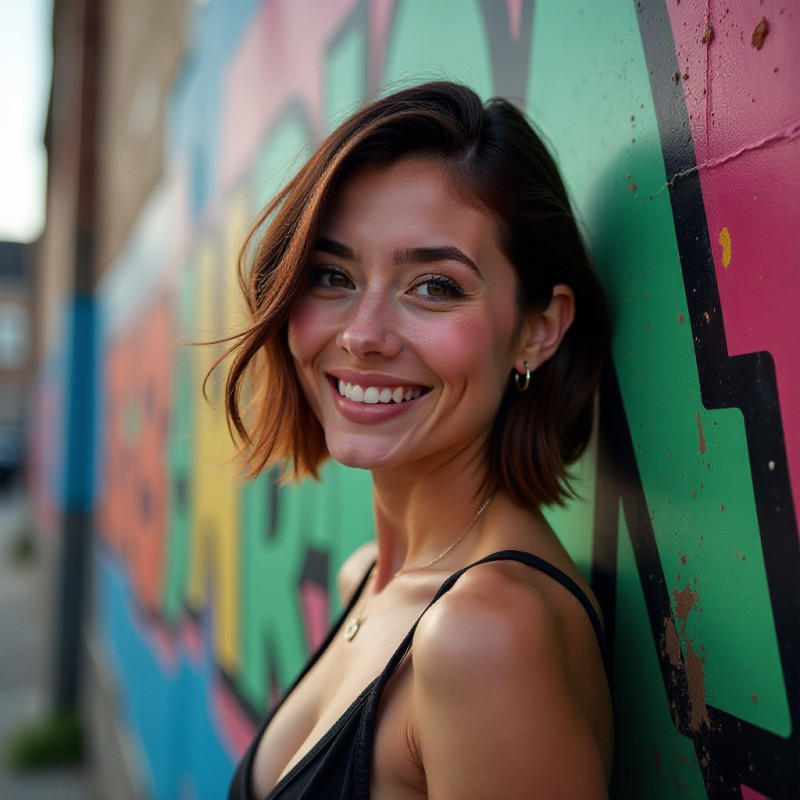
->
xmin=327 ymin=370 xmax=430 ymax=388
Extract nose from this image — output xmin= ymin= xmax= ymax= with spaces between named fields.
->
xmin=335 ymin=291 xmax=402 ymax=359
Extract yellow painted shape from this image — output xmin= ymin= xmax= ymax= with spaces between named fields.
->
xmin=718 ymin=227 xmax=732 ymax=268
xmin=188 ymin=222 xmax=244 ymax=674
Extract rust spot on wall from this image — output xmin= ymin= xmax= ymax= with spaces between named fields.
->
xmin=697 ymin=412 xmax=707 ymax=454
xmin=673 ymin=583 xmax=697 ymax=626
xmin=751 ymin=17 xmax=768 ymax=50
xmin=663 ymin=615 xmax=682 ymax=667
xmin=684 ymin=643 xmax=709 ymax=730
xmin=672 ymin=583 xmax=709 ymax=731
xmin=702 ymin=19 xmax=713 ymax=44
xmin=650 ymin=746 xmax=662 ymax=767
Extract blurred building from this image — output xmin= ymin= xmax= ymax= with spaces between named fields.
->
xmin=33 ymin=1 xmax=188 ymax=797
xmin=31 ymin=1 xmax=800 ymax=799
xmin=0 ymin=242 xmax=32 ymax=487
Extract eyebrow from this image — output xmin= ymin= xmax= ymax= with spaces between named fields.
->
xmin=393 ymin=246 xmax=483 ymax=279
xmin=314 ymin=237 xmax=484 ymax=280
xmin=315 ymin=236 xmax=355 ymax=259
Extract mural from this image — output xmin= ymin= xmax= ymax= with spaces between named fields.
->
xmin=34 ymin=0 xmax=799 ymax=797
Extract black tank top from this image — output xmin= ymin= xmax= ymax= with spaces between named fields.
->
xmin=228 ymin=550 xmax=610 ymax=800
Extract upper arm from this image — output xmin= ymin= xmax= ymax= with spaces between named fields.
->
xmin=411 ymin=571 xmax=609 ymax=800
xmin=336 ymin=540 xmax=377 ymax=605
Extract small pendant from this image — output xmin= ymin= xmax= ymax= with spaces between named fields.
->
xmin=344 ymin=617 xmax=361 ymax=641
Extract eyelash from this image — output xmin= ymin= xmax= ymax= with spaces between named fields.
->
xmin=306 ymin=266 xmax=465 ymax=301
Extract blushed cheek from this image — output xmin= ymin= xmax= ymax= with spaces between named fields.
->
xmin=286 ymin=299 xmax=320 ymax=367
xmin=287 ymin=306 xmax=320 ymax=409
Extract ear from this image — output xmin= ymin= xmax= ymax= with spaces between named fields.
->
xmin=514 ymin=284 xmax=575 ymax=374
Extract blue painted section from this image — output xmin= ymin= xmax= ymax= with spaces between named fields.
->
xmin=166 ymin=0 xmax=261 ymax=218
xmin=96 ymin=550 xmax=236 ymax=800
xmin=62 ymin=294 xmax=96 ymax=511
xmin=92 ymin=309 xmax=107 ymax=517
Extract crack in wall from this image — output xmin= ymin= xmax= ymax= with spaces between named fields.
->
xmin=659 ymin=120 xmax=800 ymax=192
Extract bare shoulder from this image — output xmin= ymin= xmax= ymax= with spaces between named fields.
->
xmin=413 ymin=561 xmax=567 ymax=686
xmin=411 ymin=561 xmax=611 ymax=799
xmin=336 ymin=540 xmax=377 ymax=605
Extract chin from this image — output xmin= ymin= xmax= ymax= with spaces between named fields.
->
xmin=324 ymin=435 xmax=404 ymax=472
xmin=327 ymin=446 xmax=388 ymax=472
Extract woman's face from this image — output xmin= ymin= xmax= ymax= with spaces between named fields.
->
xmin=287 ymin=158 xmax=530 ymax=474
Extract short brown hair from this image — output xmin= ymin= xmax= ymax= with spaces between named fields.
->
xmin=220 ymin=81 xmax=609 ymax=506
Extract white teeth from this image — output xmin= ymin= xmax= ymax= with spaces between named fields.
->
xmin=336 ymin=380 xmax=425 ymax=405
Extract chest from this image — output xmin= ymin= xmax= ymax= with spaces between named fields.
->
xmin=249 ymin=600 xmax=429 ymax=800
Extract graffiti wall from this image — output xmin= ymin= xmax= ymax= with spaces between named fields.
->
xmin=83 ymin=1 xmax=800 ymax=798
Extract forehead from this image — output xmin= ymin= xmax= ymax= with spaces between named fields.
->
xmin=321 ymin=158 xmax=500 ymax=253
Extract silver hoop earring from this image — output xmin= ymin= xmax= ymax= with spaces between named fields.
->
xmin=514 ymin=361 xmax=531 ymax=392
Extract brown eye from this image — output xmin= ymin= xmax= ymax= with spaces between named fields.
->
xmin=424 ymin=281 xmax=446 ymax=296
xmin=327 ymin=272 xmax=350 ymax=288
xmin=309 ymin=266 xmax=354 ymax=290
xmin=412 ymin=275 xmax=464 ymax=300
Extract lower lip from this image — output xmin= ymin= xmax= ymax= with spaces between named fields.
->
xmin=328 ymin=379 xmax=424 ymax=424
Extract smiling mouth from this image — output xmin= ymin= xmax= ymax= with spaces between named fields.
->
xmin=336 ymin=379 xmax=427 ymax=405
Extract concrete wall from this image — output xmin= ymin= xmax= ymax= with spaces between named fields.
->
xmin=32 ymin=1 xmax=800 ymax=798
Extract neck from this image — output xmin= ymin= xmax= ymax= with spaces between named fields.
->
xmin=369 ymin=450 xmax=491 ymax=590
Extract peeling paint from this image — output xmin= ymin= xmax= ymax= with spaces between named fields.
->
xmin=719 ymin=226 xmax=732 ymax=267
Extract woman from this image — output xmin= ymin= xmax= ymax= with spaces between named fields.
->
xmin=224 ymin=82 xmax=612 ymax=799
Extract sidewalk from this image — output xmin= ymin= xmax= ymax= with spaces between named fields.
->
xmin=0 ymin=488 xmax=92 ymax=800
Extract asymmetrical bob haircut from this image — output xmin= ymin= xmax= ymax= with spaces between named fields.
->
xmin=222 ymin=81 xmax=609 ymax=507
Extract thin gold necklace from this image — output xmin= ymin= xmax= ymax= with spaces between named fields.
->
xmin=343 ymin=494 xmax=494 ymax=642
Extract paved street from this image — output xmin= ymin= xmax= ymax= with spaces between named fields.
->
xmin=0 ymin=488 xmax=92 ymax=800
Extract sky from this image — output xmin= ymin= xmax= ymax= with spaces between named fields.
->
xmin=0 ymin=0 xmax=53 ymax=243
